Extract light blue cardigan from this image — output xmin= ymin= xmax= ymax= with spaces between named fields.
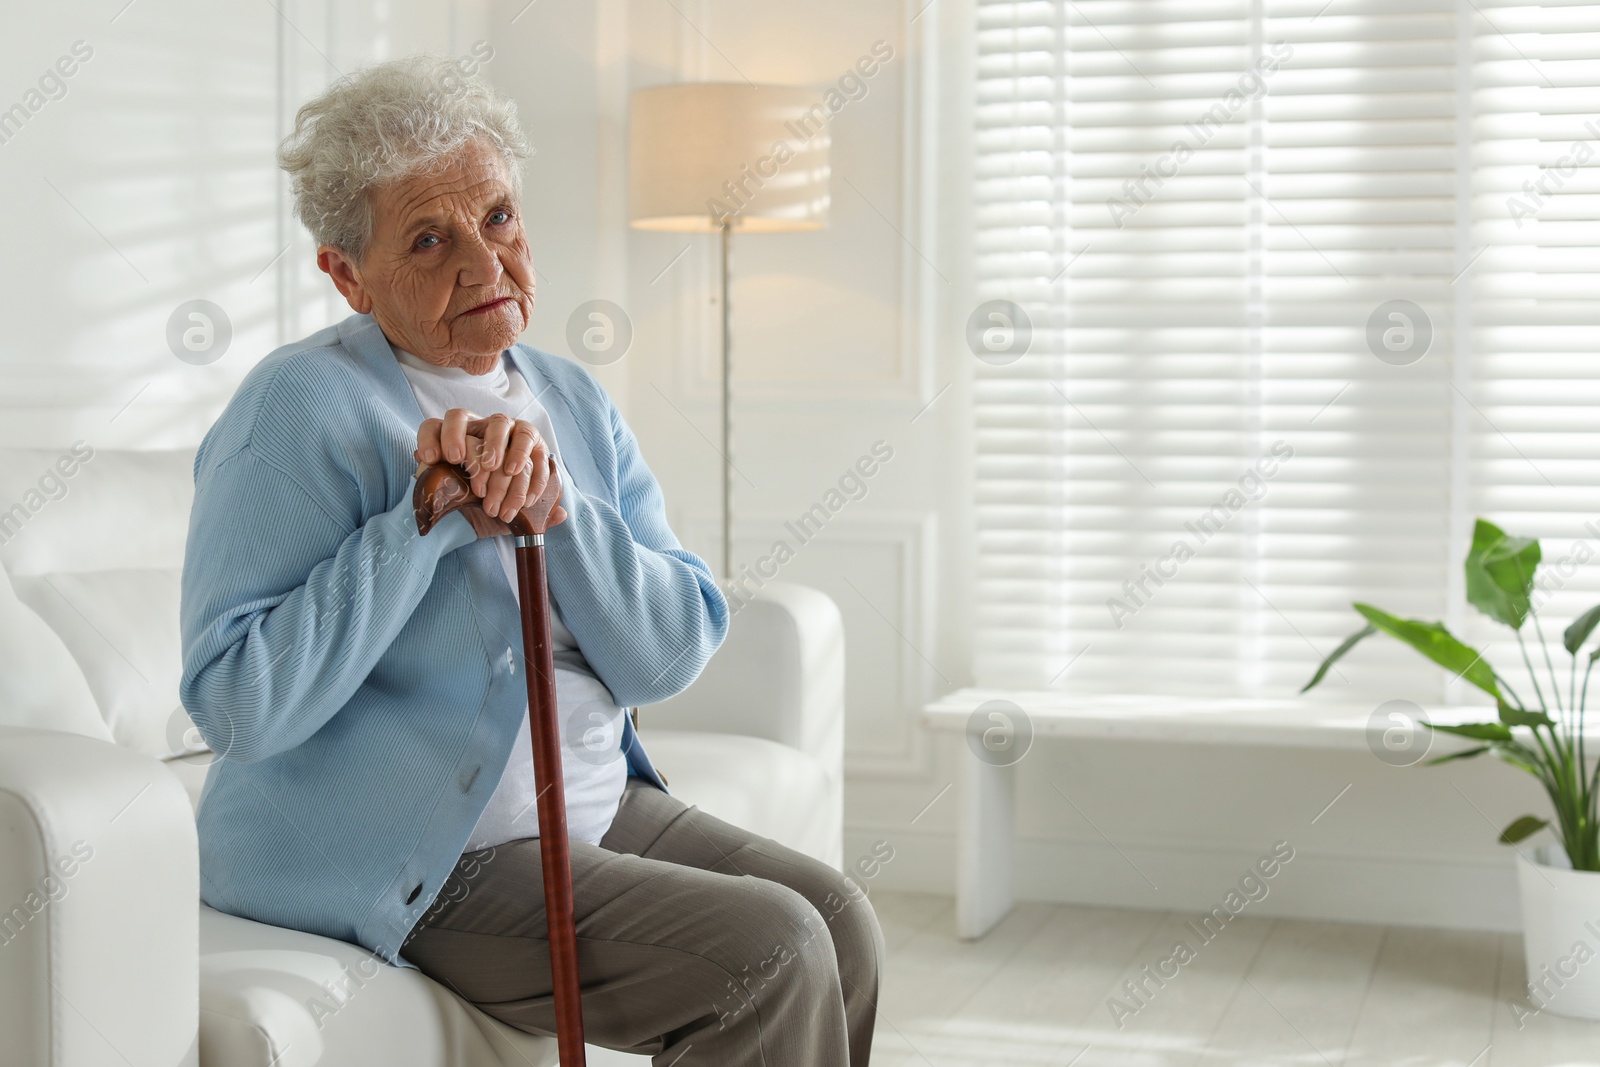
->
xmin=179 ymin=312 xmax=727 ymax=969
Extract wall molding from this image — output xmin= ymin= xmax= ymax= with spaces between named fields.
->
xmin=681 ymin=507 xmax=941 ymax=779
xmin=826 ymin=511 xmax=940 ymax=779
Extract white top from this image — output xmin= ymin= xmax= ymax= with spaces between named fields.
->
xmin=394 ymin=346 xmax=629 ymax=849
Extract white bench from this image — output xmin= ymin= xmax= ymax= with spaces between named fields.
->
xmin=920 ymin=689 xmax=1522 ymax=939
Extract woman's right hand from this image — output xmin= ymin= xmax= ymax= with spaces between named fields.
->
xmin=414 ymin=408 xmax=566 ymax=536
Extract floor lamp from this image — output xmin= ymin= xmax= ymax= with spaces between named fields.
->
xmin=628 ymin=83 xmax=830 ymax=583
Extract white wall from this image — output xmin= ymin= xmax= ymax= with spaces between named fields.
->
xmin=521 ymin=0 xmax=1541 ymax=932
xmin=0 ymin=0 xmax=280 ymax=448
xmin=0 ymin=0 xmax=510 ymax=449
xmin=0 ymin=0 xmax=1542 ymax=932
xmin=585 ymin=0 xmax=987 ymax=905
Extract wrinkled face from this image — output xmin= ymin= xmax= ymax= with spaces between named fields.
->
xmin=318 ymin=138 xmax=534 ymax=374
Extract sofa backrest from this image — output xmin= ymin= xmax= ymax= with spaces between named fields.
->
xmin=0 ymin=448 xmax=200 ymax=762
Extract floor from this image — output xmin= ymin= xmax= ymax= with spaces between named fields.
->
xmin=866 ymin=890 xmax=1600 ymax=1067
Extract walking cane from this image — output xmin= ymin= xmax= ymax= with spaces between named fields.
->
xmin=413 ymin=454 xmax=587 ymax=1067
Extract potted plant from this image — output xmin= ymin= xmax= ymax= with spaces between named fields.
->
xmin=1303 ymin=519 xmax=1600 ymax=1021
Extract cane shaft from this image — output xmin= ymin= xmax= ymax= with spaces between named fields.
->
xmin=514 ymin=539 xmax=587 ymax=1065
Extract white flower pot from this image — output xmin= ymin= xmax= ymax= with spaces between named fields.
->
xmin=1517 ymin=845 xmax=1600 ymax=1021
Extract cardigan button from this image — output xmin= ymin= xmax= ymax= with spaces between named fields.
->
xmin=505 ymin=647 xmax=516 ymax=674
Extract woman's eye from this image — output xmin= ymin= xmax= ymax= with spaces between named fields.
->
xmin=488 ymin=210 xmax=510 ymax=225
xmin=415 ymin=234 xmax=441 ymax=250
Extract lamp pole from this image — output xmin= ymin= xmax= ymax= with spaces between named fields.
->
xmin=626 ymin=86 xmax=830 ymax=584
xmin=720 ymin=219 xmax=733 ymax=584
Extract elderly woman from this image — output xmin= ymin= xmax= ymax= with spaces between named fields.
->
xmin=179 ymin=56 xmax=882 ymax=1066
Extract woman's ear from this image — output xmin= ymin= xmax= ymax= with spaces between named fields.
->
xmin=317 ymin=245 xmax=374 ymax=314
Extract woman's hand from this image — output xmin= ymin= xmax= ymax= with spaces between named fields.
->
xmin=457 ymin=493 xmax=567 ymax=539
xmin=414 ymin=409 xmax=567 ymax=536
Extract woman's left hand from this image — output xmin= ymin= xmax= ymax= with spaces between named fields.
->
xmin=414 ymin=408 xmax=552 ymax=523
xmin=458 ymin=500 xmax=567 ymax=538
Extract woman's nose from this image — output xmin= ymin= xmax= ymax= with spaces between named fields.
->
xmin=454 ymin=233 xmax=502 ymax=288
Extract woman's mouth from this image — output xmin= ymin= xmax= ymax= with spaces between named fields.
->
xmin=463 ymin=296 xmax=514 ymax=316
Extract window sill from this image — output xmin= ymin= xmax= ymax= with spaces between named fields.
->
xmin=921 ymin=688 xmax=1600 ymax=753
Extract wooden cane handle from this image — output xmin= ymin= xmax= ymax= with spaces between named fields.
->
xmin=413 ymin=454 xmax=563 ymax=538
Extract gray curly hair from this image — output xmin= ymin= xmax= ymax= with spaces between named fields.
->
xmin=277 ymin=55 xmax=531 ymax=261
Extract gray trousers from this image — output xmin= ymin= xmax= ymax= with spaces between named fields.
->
xmin=401 ymin=777 xmax=885 ymax=1065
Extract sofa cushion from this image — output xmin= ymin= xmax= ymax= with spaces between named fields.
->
xmin=199 ymin=906 xmax=558 ymax=1067
xmin=0 ymin=448 xmax=197 ymax=756
xmin=636 ymin=729 xmax=835 ymax=865
xmin=9 ymin=567 xmax=189 ymax=759
xmin=0 ymin=568 xmax=107 ymax=741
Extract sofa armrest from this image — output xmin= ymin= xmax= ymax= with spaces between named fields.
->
xmin=645 ymin=582 xmax=845 ymax=870
xmin=0 ymin=726 xmax=199 ymax=1066
xmin=647 ymin=582 xmax=844 ymax=784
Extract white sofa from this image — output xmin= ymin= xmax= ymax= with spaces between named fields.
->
xmin=0 ymin=447 xmax=844 ymax=1067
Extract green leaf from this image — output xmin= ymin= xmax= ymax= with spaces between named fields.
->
xmin=1499 ymin=815 xmax=1550 ymax=844
xmin=1425 ymin=745 xmax=1490 ymax=766
xmin=1563 ymin=604 xmax=1600 ymax=656
xmin=1427 ymin=721 xmax=1514 ymax=741
xmin=1498 ymin=701 xmax=1556 ymax=728
xmin=1352 ymin=603 xmax=1501 ymax=699
xmin=1300 ymin=623 xmax=1377 ymax=693
xmin=1487 ymin=740 xmax=1548 ymax=779
xmin=1464 ymin=519 xmax=1541 ymax=630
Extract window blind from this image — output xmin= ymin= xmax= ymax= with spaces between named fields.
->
xmin=1466 ymin=1 xmax=1600 ymax=706
xmin=973 ymin=0 xmax=1600 ymax=705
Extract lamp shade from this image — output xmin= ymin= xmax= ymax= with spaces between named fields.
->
xmin=629 ymin=83 xmax=830 ymax=233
